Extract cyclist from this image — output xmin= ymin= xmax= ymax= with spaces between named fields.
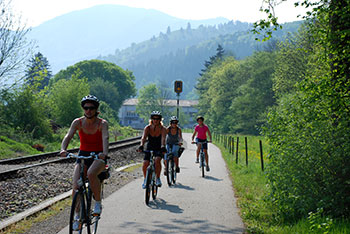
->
xmin=164 ymin=116 xmax=183 ymax=175
xmin=191 ymin=116 xmax=212 ymax=171
xmin=138 ymin=111 xmax=167 ymax=188
xmin=60 ymin=95 xmax=109 ymax=225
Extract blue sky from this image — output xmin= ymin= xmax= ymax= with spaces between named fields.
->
xmin=12 ymin=0 xmax=306 ymax=27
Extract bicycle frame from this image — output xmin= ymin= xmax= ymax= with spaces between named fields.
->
xmin=67 ymin=153 xmax=101 ymax=234
xmin=144 ymin=150 xmax=159 ymax=205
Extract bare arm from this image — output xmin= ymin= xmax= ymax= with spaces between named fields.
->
xmin=178 ymin=128 xmax=183 ymax=145
xmin=207 ymin=128 xmax=212 ymax=142
xmin=140 ymin=126 xmax=149 ymax=147
xmin=161 ymin=126 xmax=167 ymax=147
xmin=60 ymin=119 xmax=79 ymax=156
xmin=191 ymin=129 xmax=197 ymax=142
xmin=100 ymin=120 xmax=109 ymax=158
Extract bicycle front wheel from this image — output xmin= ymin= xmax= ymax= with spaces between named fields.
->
xmin=145 ymin=167 xmax=152 ymax=205
xmin=171 ymin=159 xmax=176 ymax=184
xmin=87 ymin=187 xmax=100 ymax=234
xmin=166 ymin=158 xmax=172 ymax=186
xmin=70 ymin=191 xmax=91 ymax=234
xmin=201 ymin=153 xmax=205 ymax=178
xmin=152 ymin=175 xmax=158 ymax=200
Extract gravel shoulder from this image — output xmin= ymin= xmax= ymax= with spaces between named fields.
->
xmin=1 ymin=146 xmax=143 ymax=234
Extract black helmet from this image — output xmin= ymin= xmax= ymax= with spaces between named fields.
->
xmin=170 ymin=116 xmax=178 ymax=122
xmin=150 ymin=111 xmax=162 ymax=119
xmin=196 ymin=116 xmax=204 ymax=121
xmin=81 ymin=95 xmax=100 ymax=108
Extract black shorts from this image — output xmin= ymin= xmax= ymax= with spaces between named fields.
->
xmin=143 ymin=150 xmax=163 ymax=161
xmin=196 ymin=138 xmax=208 ymax=150
xmin=76 ymin=150 xmax=106 ymax=168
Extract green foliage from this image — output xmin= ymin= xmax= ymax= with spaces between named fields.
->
xmin=0 ymin=136 xmax=39 ymax=159
xmin=1 ymin=87 xmax=52 ymax=139
xmin=24 ymin=52 xmax=52 ymax=90
xmin=100 ymin=21 xmax=301 ymax=97
xmin=197 ymin=52 xmax=276 ymax=135
xmin=52 ymin=59 xmax=136 ymax=115
xmin=47 ymin=72 xmax=89 ymax=127
xmin=259 ymin=0 xmax=350 ymax=222
xmin=136 ymin=84 xmax=172 ymax=124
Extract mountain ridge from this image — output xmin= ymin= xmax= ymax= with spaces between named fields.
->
xmin=27 ymin=4 xmax=230 ymax=72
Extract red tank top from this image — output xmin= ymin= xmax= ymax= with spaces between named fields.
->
xmin=79 ymin=118 xmax=103 ymax=152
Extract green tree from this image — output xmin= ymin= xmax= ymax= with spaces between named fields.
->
xmin=136 ymin=84 xmax=171 ymax=124
xmin=47 ymin=71 xmax=90 ymax=127
xmin=52 ymin=59 xmax=136 ymax=115
xmin=258 ymin=0 xmax=350 ymax=220
xmin=2 ymin=87 xmax=52 ymax=139
xmin=24 ymin=52 xmax=52 ymax=90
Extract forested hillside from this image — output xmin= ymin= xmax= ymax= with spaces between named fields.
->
xmin=99 ymin=21 xmax=301 ymax=98
xmin=28 ymin=4 xmax=229 ymax=72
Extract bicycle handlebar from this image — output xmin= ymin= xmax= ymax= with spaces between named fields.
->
xmin=191 ymin=141 xmax=212 ymax=144
xmin=66 ymin=152 xmax=99 ymax=160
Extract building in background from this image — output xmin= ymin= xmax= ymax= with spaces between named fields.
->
xmin=118 ymin=98 xmax=198 ymax=129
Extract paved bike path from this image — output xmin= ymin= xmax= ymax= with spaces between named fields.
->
xmin=58 ymin=133 xmax=244 ymax=233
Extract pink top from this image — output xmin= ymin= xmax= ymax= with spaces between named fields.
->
xmin=195 ymin=124 xmax=209 ymax=140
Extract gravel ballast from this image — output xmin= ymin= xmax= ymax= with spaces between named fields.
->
xmin=1 ymin=146 xmax=143 ymax=233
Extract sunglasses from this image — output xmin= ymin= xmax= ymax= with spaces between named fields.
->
xmin=152 ymin=118 xmax=161 ymax=120
xmin=83 ymin=106 xmax=96 ymax=110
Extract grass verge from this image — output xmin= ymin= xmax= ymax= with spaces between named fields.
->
xmin=0 ymin=198 xmax=71 ymax=234
xmin=215 ymin=134 xmax=350 ymax=234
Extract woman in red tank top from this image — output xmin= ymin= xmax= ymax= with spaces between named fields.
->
xmin=60 ymin=95 xmax=109 ymax=218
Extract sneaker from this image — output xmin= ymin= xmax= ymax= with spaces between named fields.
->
xmin=142 ymin=179 xmax=146 ymax=189
xmin=156 ymin=177 xmax=162 ymax=187
xmin=176 ymin=167 xmax=180 ymax=173
xmin=73 ymin=215 xmax=80 ymax=231
xmin=195 ymin=158 xmax=199 ymax=163
xmin=206 ymin=165 xmax=210 ymax=172
xmin=93 ymin=202 xmax=102 ymax=215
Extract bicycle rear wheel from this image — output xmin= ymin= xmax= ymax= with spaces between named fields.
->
xmin=171 ymin=159 xmax=176 ymax=184
xmin=69 ymin=191 xmax=91 ymax=234
xmin=145 ymin=167 xmax=152 ymax=205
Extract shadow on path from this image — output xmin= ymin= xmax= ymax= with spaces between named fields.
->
xmin=171 ymin=182 xmax=194 ymax=191
xmin=148 ymin=198 xmax=184 ymax=214
xmin=204 ymin=175 xmax=223 ymax=181
xmin=120 ymin=218 xmax=244 ymax=233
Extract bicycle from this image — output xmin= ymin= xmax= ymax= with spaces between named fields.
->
xmin=165 ymin=145 xmax=177 ymax=186
xmin=66 ymin=153 xmax=110 ymax=234
xmin=143 ymin=150 xmax=159 ymax=205
xmin=192 ymin=141 xmax=210 ymax=177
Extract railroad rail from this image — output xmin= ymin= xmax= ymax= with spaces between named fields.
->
xmin=0 ymin=136 xmax=141 ymax=181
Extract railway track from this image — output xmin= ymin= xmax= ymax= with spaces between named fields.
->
xmin=0 ymin=136 xmax=141 ymax=181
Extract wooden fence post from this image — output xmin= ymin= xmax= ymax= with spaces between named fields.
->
xmin=236 ymin=137 xmax=239 ymax=164
xmin=245 ymin=137 xmax=248 ymax=166
xmin=231 ymin=137 xmax=234 ymax=156
xmin=259 ymin=140 xmax=264 ymax=171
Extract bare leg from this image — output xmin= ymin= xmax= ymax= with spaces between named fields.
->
xmin=196 ymin=145 xmax=200 ymax=159
xmin=142 ymin=160 xmax=150 ymax=178
xmin=174 ymin=157 xmax=179 ymax=167
xmin=204 ymin=149 xmax=209 ymax=166
xmin=155 ymin=157 xmax=162 ymax=178
xmin=87 ymin=160 xmax=105 ymax=201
